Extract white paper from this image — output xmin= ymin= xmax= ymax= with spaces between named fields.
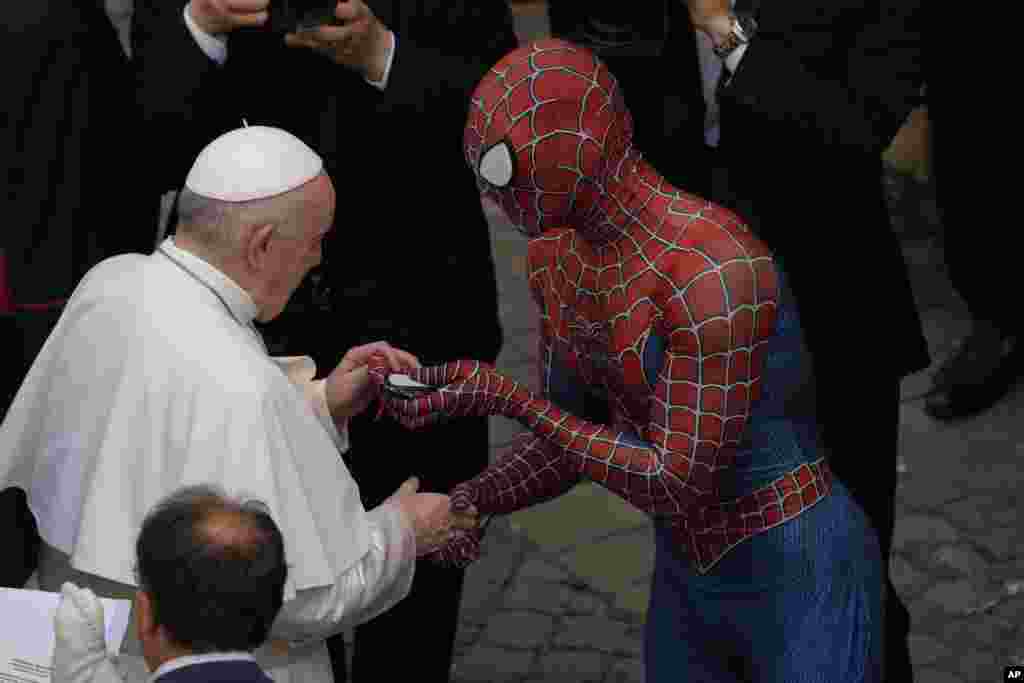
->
xmin=0 ymin=588 xmax=132 ymax=682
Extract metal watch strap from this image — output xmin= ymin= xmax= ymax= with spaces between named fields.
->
xmin=713 ymin=13 xmax=752 ymax=60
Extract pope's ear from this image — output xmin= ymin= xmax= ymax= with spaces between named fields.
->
xmin=245 ymin=223 xmax=277 ymax=272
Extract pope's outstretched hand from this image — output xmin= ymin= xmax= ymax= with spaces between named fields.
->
xmin=326 ymin=341 xmax=419 ymax=422
xmin=53 ymin=582 xmax=121 ymax=683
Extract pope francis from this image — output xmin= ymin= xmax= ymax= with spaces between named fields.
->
xmin=0 ymin=125 xmax=468 ymax=682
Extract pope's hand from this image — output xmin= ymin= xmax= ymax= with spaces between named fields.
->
xmin=424 ymin=482 xmax=488 ymax=568
xmin=284 ymin=1 xmax=392 ymax=82
xmin=385 ymin=478 xmax=479 ymax=557
xmin=53 ymin=582 xmax=111 ymax=683
xmin=187 ymin=0 xmax=269 ymax=36
xmin=326 ymin=341 xmax=419 ymax=421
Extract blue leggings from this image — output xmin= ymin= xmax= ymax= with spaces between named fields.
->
xmin=644 ymin=476 xmax=883 ymax=683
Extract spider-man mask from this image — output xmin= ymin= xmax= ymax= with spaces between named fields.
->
xmin=464 ymin=39 xmax=635 ymax=238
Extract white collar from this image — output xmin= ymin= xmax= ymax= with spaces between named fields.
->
xmin=158 ymin=237 xmax=260 ymax=328
xmin=151 ymin=651 xmax=258 ymax=682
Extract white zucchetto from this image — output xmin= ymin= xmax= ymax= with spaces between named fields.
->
xmin=185 ymin=125 xmax=324 ymax=202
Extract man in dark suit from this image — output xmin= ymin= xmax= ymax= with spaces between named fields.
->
xmin=132 ymin=2 xmax=515 ymax=680
xmin=1 ymin=0 xmax=156 ymax=592
xmin=546 ymin=2 xmax=710 ymax=195
xmin=922 ymin=6 xmax=1021 ymax=421
xmin=685 ymin=0 xmax=928 ymax=679
xmin=52 ymin=485 xmax=283 ymax=683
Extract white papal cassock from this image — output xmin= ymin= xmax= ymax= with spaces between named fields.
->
xmin=0 ymin=237 xmax=416 ymax=683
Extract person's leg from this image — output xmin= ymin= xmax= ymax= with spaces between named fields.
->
xmin=925 ymin=34 xmax=1022 ymax=418
xmin=750 ymin=484 xmax=884 ymax=683
xmin=643 ymin=529 xmax=732 ymax=682
xmin=345 ymin=414 xmax=491 ymax=681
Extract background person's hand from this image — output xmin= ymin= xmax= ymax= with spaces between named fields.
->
xmin=684 ymin=0 xmax=733 ymax=42
xmin=326 ymin=341 xmax=419 ymax=421
xmin=187 ymin=0 xmax=269 ymax=36
xmin=284 ymin=1 xmax=392 ymax=82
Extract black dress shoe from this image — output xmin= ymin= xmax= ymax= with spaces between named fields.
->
xmin=930 ymin=321 xmax=1007 ymax=392
xmin=925 ymin=337 xmax=1023 ymax=420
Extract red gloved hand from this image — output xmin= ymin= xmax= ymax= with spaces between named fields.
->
xmin=368 ymin=355 xmax=529 ymax=429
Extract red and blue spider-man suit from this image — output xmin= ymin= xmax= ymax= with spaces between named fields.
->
xmin=369 ymin=40 xmax=883 ymax=680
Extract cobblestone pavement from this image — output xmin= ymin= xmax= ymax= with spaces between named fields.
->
xmin=436 ymin=7 xmax=1024 ymax=682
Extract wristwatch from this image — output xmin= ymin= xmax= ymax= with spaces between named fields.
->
xmin=712 ymin=12 xmax=758 ymax=60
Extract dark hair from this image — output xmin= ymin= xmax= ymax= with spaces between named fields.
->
xmin=134 ymin=485 xmax=288 ymax=653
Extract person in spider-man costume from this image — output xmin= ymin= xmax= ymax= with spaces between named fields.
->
xmin=369 ymin=39 xmax=883 ymax=681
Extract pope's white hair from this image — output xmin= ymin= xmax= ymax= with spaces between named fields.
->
xmin=175 ymin=186 xmax=307 ymax=255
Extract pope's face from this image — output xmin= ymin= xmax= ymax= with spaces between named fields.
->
xmin=258 ymin=175 xmax=336 ymax=321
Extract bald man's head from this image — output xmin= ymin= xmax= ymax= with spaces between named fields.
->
xmin=134 ymin=485 xmax=288 ymax=654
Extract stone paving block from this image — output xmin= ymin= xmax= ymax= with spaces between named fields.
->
xmin=456 ymin=623 xmax=484 ymax=648
xmin=536 ymin=650 xmax=606 ymax=681
xmin=941 ymin=616 xmax=1014 ymax=651
xmin=893 ymin=515 xmax=960 ymax=549
xmin=990 ymin=502 xmax=1020 ymax=527
xmin=993 ymin=596 xmax=1024 ymax=624
xmin=561 ymin=529 xmax=654 ymax=600
xmin=957 ymin=648 xmax=1000 ymax=683
xmin=894 ymin=463 xmax=971 ymax=508
xmin=453 ymin=645 xmax=536 ymax=682
xmin=913 ymin=668 xmax=964 ymax=683
xmin=921 ymin=579 xmax=979 ymax=615
xmin=908 ymin=633 xmax=947 ymax=667
xmin=975 ymin=527 xmax=1019 ymax=561
xmin=562 ymin=587 xmax=609 ymax=617
xmin=503 ymin=579 xmax=568 ymax=615
xmin=606 ymin=656 xmax=645 ymax=683
xmin=554 ymin=616 xmax=640 ymax=656
xmin=892 ymin=554 xmax=930 ymax=598
xmin=930 ymin=544 xmax=989 ymax=585
xmin=483 ymin=611 xmax=557 ymax=649
xmin=941 ymin=497 xmax=992 ymax=532
xmin=517 ymin=557 xmax=572 ymax=583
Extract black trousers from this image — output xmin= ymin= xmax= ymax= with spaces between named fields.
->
xmin=928 ymin=90 xmax=1015 ymax=340
xmin=327 ymin=411 xmax=490 ymax=682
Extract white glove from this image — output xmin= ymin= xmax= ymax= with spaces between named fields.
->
xmin=53 ymin=582 xmax=122 ymax=683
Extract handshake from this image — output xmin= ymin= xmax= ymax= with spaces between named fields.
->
xmin=385 ymin=476 xmax=481 ymax=559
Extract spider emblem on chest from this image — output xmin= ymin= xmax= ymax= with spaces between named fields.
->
xmin=566 ymin=312 xmax=613 ymax=371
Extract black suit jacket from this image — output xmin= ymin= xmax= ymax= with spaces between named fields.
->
xmin=717 ymin=0 xmax=930 ymax=380
xmin=155 ymin=659 xmax=273 ymax=683
xmin=1 ymin=0 xmax=155 ymax=306
xmin=132 ymin=1 xmax=517 ymax=366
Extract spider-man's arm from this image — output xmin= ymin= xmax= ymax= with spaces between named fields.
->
xmin=445 ymin=332 xmax=587 ymax=513
xmin=375 ymin=250 xmax=778 ymax=517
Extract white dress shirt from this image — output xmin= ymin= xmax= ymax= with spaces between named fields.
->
xmin=697 ymin=1 xmax=750 ymax=147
